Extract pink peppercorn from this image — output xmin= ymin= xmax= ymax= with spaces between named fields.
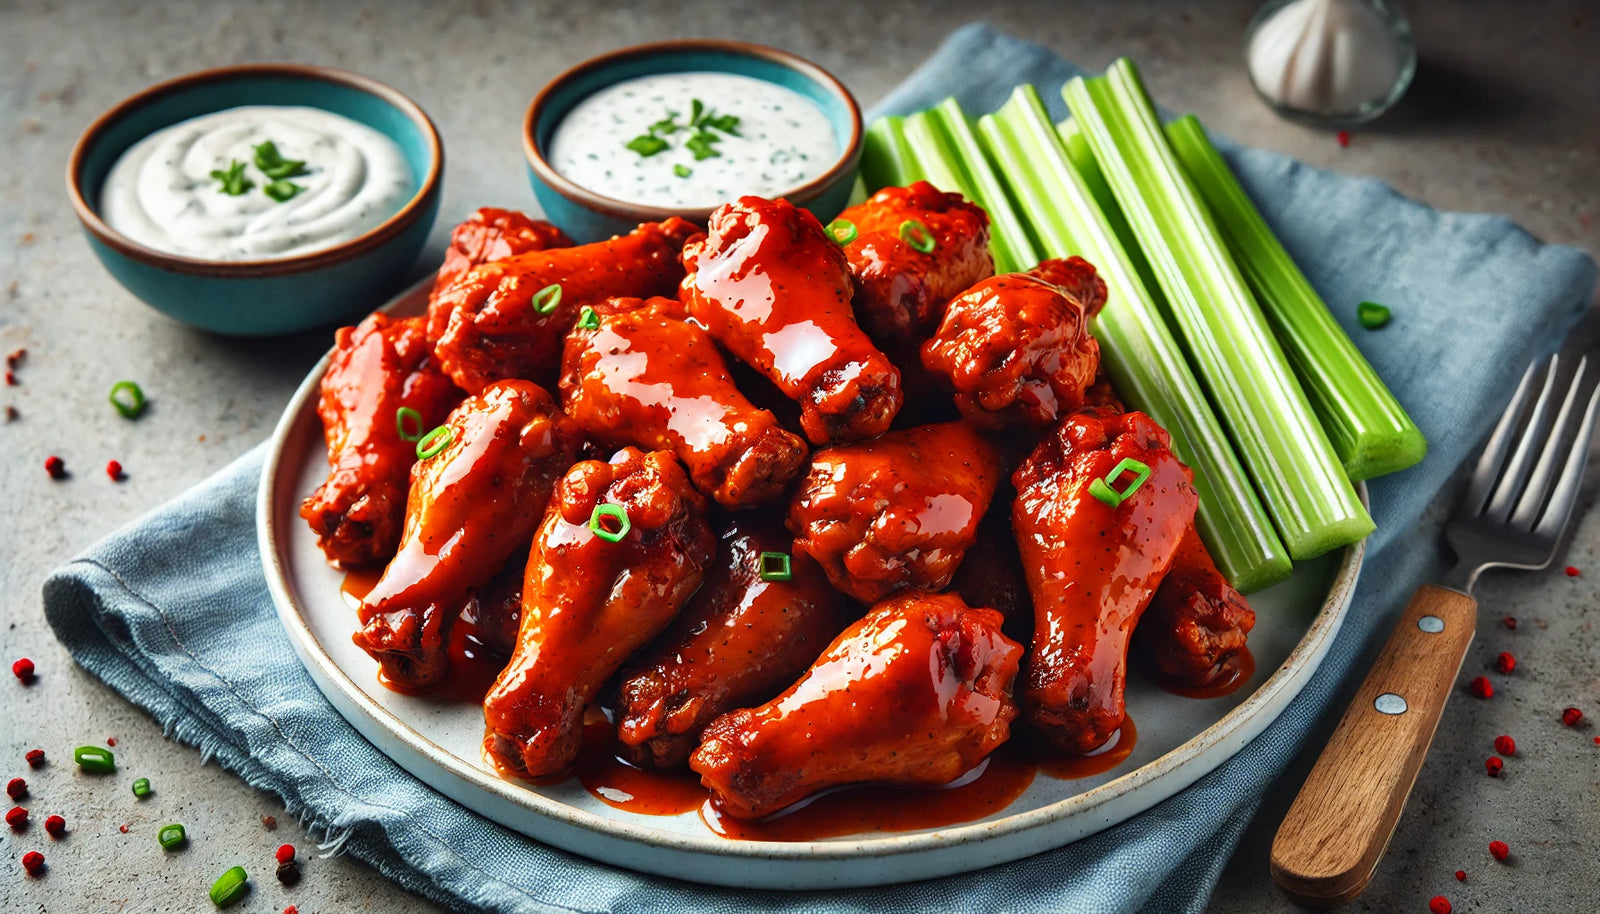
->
xmin=6 ymin=778 xmax=25 ymax=800
xmin=275 ymin=843 xmax=295 ymax=865
xmin=43 ymin=456 xmax=65 ymax=479
xmin=1454 ymin=870 xmax=1466 ymax=882
xmin=43 ymin=814 xmax=64 ymax=837
xmin=1502 ymin=615 xmax=1517 ymax=630
xmin=1337 ymin=130 xmax=1351 ymax=147
xmin=1494 ymin=651 xmax=1516 ymax=674
xmin=21 ymin=850 xmax=44 ymax=876
xmin=12 ymin=658 xmax=35 ymax=683
xmin=105 ymin=460 xmax=123 ymax=481
xmin=6 ymin=806 xmax=28 ymax=829
xmin=1468 ymin=676 xmax=1493 ymax=699
xmin=1485 ymin=756 xmax=1503 ymax=777
xmin=24 ymin=749 xmax=44 ymax=769
xmin=1429 ymin=896 xmax=1451 ymax=914
xmin=1565 ymin=565 xmax=1580 ymax=577
xmin=1494 ymin=735 xmax=1516 ymax=756
xmin=1562 ymin=707 xmax=1584 ymax=727
xmin=1489 ymin=840 xmax=1510 ymax=861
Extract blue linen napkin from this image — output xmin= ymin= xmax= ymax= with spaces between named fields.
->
xmin=44 ymin=23 xmax=1597 ymax=914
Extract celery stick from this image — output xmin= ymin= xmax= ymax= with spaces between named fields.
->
xmin=901 ymin=105 xmax=1037 ymax=273
xmin=861 ymin=116 xmax=919 ymax=190
xmin=1165 ymin=115 xmax=1427 ymax=481
xmin=983 ymin=86 xmax=1291 ymax=591
xmin=1056 ymin=118 xmax=1163 ymax=301
xmin=1064 ymin=61 xmax=1372 ymax=559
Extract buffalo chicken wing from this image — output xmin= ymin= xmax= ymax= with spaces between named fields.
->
xmin=429 ymin=218 xmax=697 ymax=393
xmin=1133 ymin=525 xmax=1256 ymax=687
xmin=788 ymin=421 xmax=1002 ymax=604
xmin=351 ymin=380 xmax=580 ymax=690
xmin=560 ymin=296 xmax=808 ymax=508
xmin=434 ymin=207 xmax=574 ymax=291
xmin=1012 ymin=409 xmax=1197 ymax=754
xmin=483 ymin=448 xmax=715 ymax=779
xmin=681 ymin=196 xmax=903 ymax=444
xmin=301 ymin=313 xmax=463 ymax=569
xmin=614 ymin=516 xmax=851 ymax=770
xmin=690 ymin=590 xmax=1023 ymax=820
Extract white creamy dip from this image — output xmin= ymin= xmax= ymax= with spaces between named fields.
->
xmin=101 ymin=106 xmax=414 ymax=261
xmin=548 ymin=72 xmax=839 ymax=209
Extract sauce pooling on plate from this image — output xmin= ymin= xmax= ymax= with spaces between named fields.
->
xmin=548 ymin=72 xmax=839 ymax=208
xmin=101 ymin=106 xmax=414 ymax=261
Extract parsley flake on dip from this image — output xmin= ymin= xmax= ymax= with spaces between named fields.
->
xmin=100 ymin=106 xmax=413 ymax=261
xmin=547 ymin=72 xmax=839 ymax=209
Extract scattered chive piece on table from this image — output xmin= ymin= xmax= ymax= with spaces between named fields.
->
xmin=1356 ymin=300 xmax=1392 ymax=329
xmin=1165 ymin=115 xmax=1424 ymax=479
xmin=757 ymin=551 xmax=792 ymax=582
xmin=158 ymin=823 xmax=187 ymax=850
xmin=589 ymin=504 xmax=631 ymax=543
xmin=73 ymin=745 xmax=115 ymax=773
xmin=395 ymin=407 xmax=423 ymax=442
xmin=1063 ymin=61 xmax=1372 ymax=560
xmin=210 ymin=865 xmax=250 ymax=907
xmin=860 ymin=115 xmax=921 ymax=189
xmin=532 ymin=283 xmax=563 ymax=314
xmin=108 ymin=380 xmax=146 ymax=419
xmin=971 ymin=84 xmax=1290 ymax=591
xmin=416 ymin=426 xmax=453 ymax=460
xmin=131 ymin=777 xmax=152 ymax=798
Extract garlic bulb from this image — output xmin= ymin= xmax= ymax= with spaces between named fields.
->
xmin=1245 ymin=0 xmax=1415 ymax=124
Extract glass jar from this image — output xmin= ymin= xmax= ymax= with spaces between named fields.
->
xmin=1244 ymin=0 xmax=1416 ymax=126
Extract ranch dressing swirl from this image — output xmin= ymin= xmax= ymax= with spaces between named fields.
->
xmin=101 ymin=106 xmax=414 ymax=261
xmin=548 ymin=72 xmax=839 ymax=209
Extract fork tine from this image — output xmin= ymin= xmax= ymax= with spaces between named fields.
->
xmin=1533 ymin=376 xmax=1600 ymax=540
xmin=1460 ymin=357 xmax=1546 ymax=518
xmin=1481 ymin=355 xmax=1561 ymax=522
xmin=1511 ymin=355 xmax=1590 ymax=529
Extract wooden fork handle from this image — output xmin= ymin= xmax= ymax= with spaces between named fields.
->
xmin=1270 ymin=584 xmax=1478 ymax=907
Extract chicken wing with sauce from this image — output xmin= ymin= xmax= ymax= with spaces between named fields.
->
xmin=614 ymin=516 xmax=852 ymax=770
xmin=483 ymin=448 xmax=715 ymax=779
xmin=833 ymin=181 xmax=993 ymax=350
xmin=560 ymin=296 xmax=808 ymax=508
xmin=1133 ymin=525 xmax=1256 ymax=688
xmin=1012 ymin=408 xmax=1197 ymax=754
xmin=922 ymin=257 xmax=1108 ymax=429
xmin=351 ymin=380 xmax=580 ymax=691
xmin=300 ymin=313 xmax=463 ymax=569
xmin=681 ymin=196 xmax=902 ymax=444
xmin=787 ymin=421 xmax=1002 ymax=604
xmin=690 ymin=591 xmax=1023 ymax=820
xmin=429 ymin=218 xmax=697 ymax=393
xmin=434 ymin=207 xmax=573 ymax=291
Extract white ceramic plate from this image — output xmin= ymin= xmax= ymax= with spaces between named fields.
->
xmin=259 ymin=276 xmax=1364 ymax=890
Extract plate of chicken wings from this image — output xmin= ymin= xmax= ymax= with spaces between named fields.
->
xmin=259 ymin=188 xmax=1363 ymax=889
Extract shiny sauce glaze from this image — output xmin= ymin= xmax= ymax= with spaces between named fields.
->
xmin=1153 ymin=648 xmax=1256 ymax=701
xmin=1035 ymin=716 xmax=1138 ymax=781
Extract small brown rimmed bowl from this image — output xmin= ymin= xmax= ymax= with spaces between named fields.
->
xmin=67 ymin=64 xmax=443 ymax=336
xmin=523 ymin=40 xmax=863 ymax=242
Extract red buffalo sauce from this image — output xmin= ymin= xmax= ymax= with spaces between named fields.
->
xmin=1154 ymin=648 xmax=1256 ymax=701
xmin=340 ymin=570 xmax=382 ymax=610
xmin=1035 ymin=716 xmax=1138 ymax=781
xmin=574 ymin=722 xmax=706 ymax=816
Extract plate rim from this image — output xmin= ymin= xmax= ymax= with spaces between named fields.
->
xmin=258 ymin=274 xmax=1365 ymax=878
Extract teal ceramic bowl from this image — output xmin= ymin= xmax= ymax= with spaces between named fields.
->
xmin=523 ymin=40 xmax=862 ymax=243
xmin=68 ymin=64 xmax=443 ymax=336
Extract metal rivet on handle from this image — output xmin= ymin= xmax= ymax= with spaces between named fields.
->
xmin=1418 ymin=615 xmax=1445 ymax=633
xmin=1375 ymin=693 xmax=1408 ymax=715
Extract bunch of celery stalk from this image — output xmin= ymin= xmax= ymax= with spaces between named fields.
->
xmin=860 ymin=58 xmax=1425 ymax=592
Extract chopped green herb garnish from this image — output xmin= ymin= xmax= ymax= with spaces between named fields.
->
xmin=673 ymin=164 xmax=692 ymax=179
xmin=626 ymin=134 xmax=669 ymax=157
xmin=1087 ymin=457 xmax=1152 ymax=509
xmin=702 ymin=113 xmax=741 ymax=136
xmin=417 ymin=426 xmax=454 ymax=460
xmin=1357 ymin=301 xmax=1392 ymax=329
xmin=252 ymin=140 xmax=308 ymax=180
xmin=108 ymin=380 xmax=147 ymax=419
xmin=590 ymin=503 xmax=631 ymax=543
xmin=758 ymin=551 xmax=792 ymax=582
xmin=158 ymin=823 xmax=187 ymax=850
xmin=262 ymin=179 xmax=303 ymax=202
xmin=685 ymin=130 xmax=722 ymax=161
xmin=209 ymin=865 xmax=250 ymax=907
xmin=131 ymin=777 xmax=152 ymax=798
xmin=689 ymin=99 xmax=705 ymax=126
xmin=73 ymin=745 xmax=116 ymax=773
xmin=209 ymin=160 xmax=252 ymax=196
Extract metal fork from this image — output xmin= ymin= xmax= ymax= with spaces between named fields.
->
xmin=1270 ymin=352 xmax=1600 ymax=908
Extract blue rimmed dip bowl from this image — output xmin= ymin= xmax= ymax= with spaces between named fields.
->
xmin=67 ymin=64 xmax=443 ymax=336
xmin=523 ymin=40 xmax=863 ymax=243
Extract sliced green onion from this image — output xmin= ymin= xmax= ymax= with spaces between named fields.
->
xmin=861 ymin=115 xmax=921 ymax=189
xmin=209 ymin=865 xmax=249 ymax=907
xmin=158 ymin=822 xmax=187 ymax=850
xmin=826 ymin=218 xmax=858 ymax=246
xmin=757 ymin=551 xmax=792 ymax=582
xmin=416 ymin=426 xmax=453 ymax=460
xmin=577 ymin=306 xmax=600 ymax=330
xmin=1064 ymin=62 xmax=1372 ymax=560
xmin=108 ymin=381 xmax=147 ymax=419
xmin=898 ymin=219 xmax=936 ymax=253
xmin=981 ymin=85 xmax=1290 ymax=591
xmin=900 ymin=101 xmax=1039 ymax=273
xmin=1088 ymin=457 xmax=1152 ymax=508
xmin=1357 ymin=301 xmax=1392 ymax=330
xmin=532 ymin=283 xmax=563 ymax=315
xmin=589 ymin=504 xmax=631 ymax=543
xmin=1165 ymin=115 xmax=1423 ymax=480
xmin=131 ymin=777 xmax=151 ymax=798
xmin=73 ymin=745 xmax=116 ymax=773
xmin=395 ymin=407 xmax=423 ymax=442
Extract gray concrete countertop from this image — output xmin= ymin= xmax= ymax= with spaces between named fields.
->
xmin=2 ymin=1 xmax=1596 ymax=911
